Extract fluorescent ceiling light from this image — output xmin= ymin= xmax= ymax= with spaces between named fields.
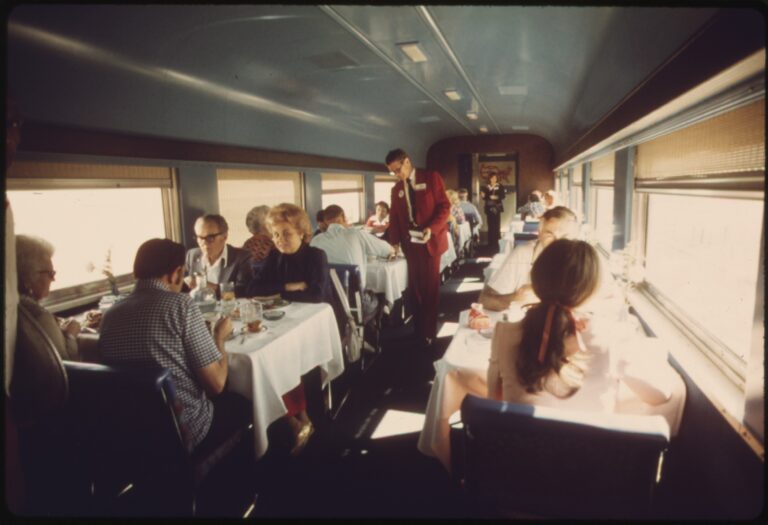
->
xmin=466 ymin=111 xmax=478 ymax=120
xmin=419 ymin=115 xmax=440 ymax=123
xmin=499 ymin=85 xmax=528 ymax=96
xmin=397 ymin=41 xmax=427 ymax=63
xmin=479 ymin=126 xmax=488 ymax=133
xmin=444 ymin=89 xmax=461 ymax=101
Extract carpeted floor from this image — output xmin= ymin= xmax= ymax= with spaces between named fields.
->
xmin=197 ymin=246 xmax=495 ymax=518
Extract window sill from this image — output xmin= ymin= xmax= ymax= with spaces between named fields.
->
xmin=627 ymin=288 xmax=745 ymax=423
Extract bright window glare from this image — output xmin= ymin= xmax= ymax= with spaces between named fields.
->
xmin=8 ymin=188 xmax=166 ymax=291
xmin=374 ymin=180 xmax=395 ymax=208
xmin=645 ymin=194 xmax=763 ymax=360
xmin=370 ymin=409 xmax=425 ymax=439
xmin=322 ymin=193 xmax=362 ymax=224
xmin=595 ymin=188 xmax=614 ymax=250
xmin=456 ymin=277 xmax=484 ymax=294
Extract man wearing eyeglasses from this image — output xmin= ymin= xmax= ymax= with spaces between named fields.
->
xmin=385 ymin=148 xmax=451 ymax=349
xmin=184 ymin=214 xmax=253 ymax=298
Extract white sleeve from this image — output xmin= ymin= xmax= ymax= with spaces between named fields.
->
xmin=486 ymin=244 xmax=531 ymax=295
xmin=359 ymin=230 xmax=392 ymax=258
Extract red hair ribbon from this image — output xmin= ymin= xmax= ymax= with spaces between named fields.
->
xmin=537 ymin=302 xmax=585 ymax=364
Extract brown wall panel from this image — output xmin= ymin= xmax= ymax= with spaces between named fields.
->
xmin=425 ymin=134 xmax=554 ymax=201
xmin=18 ymin=121 xmax=385 ymax=173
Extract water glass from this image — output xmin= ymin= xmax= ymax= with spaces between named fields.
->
xmin=220 ymin=282 xmax=236 ymax=302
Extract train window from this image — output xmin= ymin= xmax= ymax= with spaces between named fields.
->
xmin=644 ymin=194 xmax=763 ymax=369
xmin=6 ymin=161 xmax=177 ymax=310
xmin=217 ymin=169 xmax=302 ymax=246
xmin=593 ymin=188 xmax=614 ymax=251
xmin=374 ymin=178 xmax=396 ymax=207
xmin=321 ymin=173 xmax=364 ymax=224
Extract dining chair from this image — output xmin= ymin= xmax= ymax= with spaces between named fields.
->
xmin=457 ymin=394 xmax=670 ymax=519
xmin=522 ymin=221 xmax=540 ymax=233
xmin=54 ymin=361 xmax=253 ymax=516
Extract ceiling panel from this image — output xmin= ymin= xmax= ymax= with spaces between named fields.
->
xmin=7 ymin=5 xmax=726 ymax=166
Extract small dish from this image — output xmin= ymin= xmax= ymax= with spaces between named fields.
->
xmin=263 ymin=310 xmax=285 ymax=321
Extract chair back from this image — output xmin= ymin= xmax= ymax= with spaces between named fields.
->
xmin=327 ymin=263 xmax=363 ymax=325
xmin=522 ymin=221 xmax=539 ymax=233
xmin=62 ymin=361 xmax=191 ymax=495
xmin=459 ymin=395 xmax=670 ymax=519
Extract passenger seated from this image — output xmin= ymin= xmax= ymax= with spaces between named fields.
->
xmin=313 ymin=209 xmax=327 ymax=237
xmin=365 ymin=201 xmax=390 ymax=237
xmin=99 ymin=238 xmax=250 ymax=453
xmin=15 ymin=235 xmax=81 ymax=362
xmin=488 ymin=239 xmax=675 ymax=412
xmin=310 ymin=204 xmax=394 ymax=322
xmin=517 ymin=190 xmax=546 ymax=221
xmin=457 ymin=188 xmax=482 ymax=236
xmin=480 ymin=206 xmax=579 ymax=310
xmin=242 ymin=205 xmax=275 ymax=269
xmin=185 ymin=214 xmax=253 ymax=299
xmin=247 ymin=203 xmax=331 ymax=453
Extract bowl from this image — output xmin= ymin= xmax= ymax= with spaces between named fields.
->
xmin=263 ymin=310 xmax=285 ymax=321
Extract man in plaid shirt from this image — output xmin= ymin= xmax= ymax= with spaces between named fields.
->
xmin=99 ymin=238 xmax=250 ymax=452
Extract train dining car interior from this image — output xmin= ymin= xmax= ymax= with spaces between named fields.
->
xmin=4 ymin=4 xmax=765 ymax=520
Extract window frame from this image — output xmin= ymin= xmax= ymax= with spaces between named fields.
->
xmin=320 ymin=172 xmax=365 ymax=224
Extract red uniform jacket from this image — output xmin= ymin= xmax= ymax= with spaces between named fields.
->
xmin=388 ymin=169 xmax=451 ymax=258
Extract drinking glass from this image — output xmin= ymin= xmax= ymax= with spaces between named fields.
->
xmin=220 ymin=282 xmax=236 ymax=302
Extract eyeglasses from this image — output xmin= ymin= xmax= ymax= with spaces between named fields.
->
xmin=38 ymin=269 xmax=56 ymax=279
xmin=196 ymin=232 xmax=224 ymax=243
xmin=388 ymin=159 xmax=409 ymax=177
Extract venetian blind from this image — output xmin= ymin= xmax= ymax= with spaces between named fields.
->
xmin=590 ymin=152 xmax=615 ymax=183
xmin=7 ymin=161 xmax=173 ymax=187
xmin=636 ymin=98 xmax=765 ymax=180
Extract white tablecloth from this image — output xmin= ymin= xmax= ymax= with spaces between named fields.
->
xmin=440 ymin=232 xmax=457 ymax=273
xmin=366 ymin=257 xmax=408 ymax=305
xmin=417 ymin=308 xmax=687 ymax=472
xmin=226 ymin=302 xmax=344 ymax=459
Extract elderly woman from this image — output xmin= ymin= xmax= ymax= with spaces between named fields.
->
xmin=242 ymin=205 xmax=275 ymax=280
xmin=247 ymin=203 xmax=330 ymax=454
xmin=16 ymin=235 xmax=81 ymax=361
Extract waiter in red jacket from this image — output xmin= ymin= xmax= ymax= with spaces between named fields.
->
xmin=385 ymin=148 xmax=451 ymax=348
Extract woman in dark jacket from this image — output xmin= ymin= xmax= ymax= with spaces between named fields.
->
xmin=247 ymin=203 xmax=330 ymax=455
xmin=480 ymin=173 xmax=506 ymax=250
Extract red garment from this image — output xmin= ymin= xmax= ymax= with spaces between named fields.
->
xmin=388 ymin=169 xmax=451 ymax=339
xmin=242 ymin=234 xmax=275 ymax=262
xmin=282 ymin=381 xmax=306 ymax=415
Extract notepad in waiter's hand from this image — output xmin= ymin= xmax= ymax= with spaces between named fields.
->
xmin=409 ymin=229 xmax=428 ymax=244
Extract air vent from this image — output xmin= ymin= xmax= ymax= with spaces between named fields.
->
xmin=499 ymin=85 xmax=528 ymax=96
xmin=305 ymin=51 xmax=359 ymax=70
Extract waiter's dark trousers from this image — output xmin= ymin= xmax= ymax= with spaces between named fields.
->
xmin=403 ymin=243 xmax=442 ymax=341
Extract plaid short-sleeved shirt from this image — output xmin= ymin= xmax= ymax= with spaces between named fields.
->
xmin=98 ymin=279 xmax=222 ymax=450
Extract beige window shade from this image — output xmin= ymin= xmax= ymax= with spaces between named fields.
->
xmin=217 ymin=168 xmax=300 ymax=182
xmin=572 ymin=163 xmax=583 ymax=185
xmin=636 ymin=98 xmax=765 ymax=180
xmin=7 ymin=161 xmax=172 ymax=186
xmin=590 ymin=152 xmax=615 ymax=183
xmin=321 ymin=173 xmax=364 ymax=192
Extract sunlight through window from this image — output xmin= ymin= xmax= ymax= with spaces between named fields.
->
xmin=437 ymin=321 xmax=459 ymax=339
xmin=370 ymin=409 xmax=426 ymax=440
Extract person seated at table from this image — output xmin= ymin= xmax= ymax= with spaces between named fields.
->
xmin=487 ymin=239 xmax=674 ymax=412
xmin=185 ymin=214 xmax=253 ymax=298
xmin=313 ymin=209 xmax=327 ymax=237
xmin=15 ymin=235 xmax=82 ymax=362
xmin=480 ymin=206 xmax=579 ymax=310
xmin=310 ymin=204 xmax=395 ymax=323
xmin=543 ymin=190 xmax=559 ymax=210
xmin=365 ymin=201 xmax=390 ymax=237
xmin=99 ymin=238 xmax=250 ymax=453
xmin=457 ymin=188 xmax=482 ymax=236
xmin=517 ymin=191 xmax=546 ymax=221
xmin=242 ymin=205 xmax=275 ymax=281
xmin=247 ymin=203 xmax=330 ymax=453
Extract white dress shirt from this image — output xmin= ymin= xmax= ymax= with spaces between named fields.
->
xmin=203 ymin=244 xmax=229 ymax=285
xmin=310 ymin=223 xmax=392 ymax=289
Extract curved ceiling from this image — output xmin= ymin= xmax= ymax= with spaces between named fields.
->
xmin=8 ymin=5 xmax=721 ymax=166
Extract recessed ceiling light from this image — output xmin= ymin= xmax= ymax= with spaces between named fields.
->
xmin=444 ymin=90 xmax=461 ymax=101
xmin=397 ymin=42 xmax=428 ymax=63
xmin=466 ymin=112 xmax=478 ymax=120
xmin=512 ymin=125 xmax=530 ymax=130
xmin=419 ymin=115 xmax=440 ymax=123
xmin=499 ymin=85 xmax=528 ymax=96
xmin=479 ymin=126 xmax=488 ymax=133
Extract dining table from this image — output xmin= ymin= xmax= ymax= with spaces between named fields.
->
xmin=225 ymin=301 xmax=344 ymax=459
xmin=440 ymin=231 xmax=457 ymax=273
xmin=456 ymin=221 xmax=472 ymax=253
xmin=365 ymin=256 xmax=408 ymax=305
xmin=417 ymin=305 xmax=687 ymax=473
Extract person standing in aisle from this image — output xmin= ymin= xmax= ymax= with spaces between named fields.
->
xmin=385 ymin=149 xmax=451 ymax=348
xmin=481 ymin=173 xmax=506 ymax=250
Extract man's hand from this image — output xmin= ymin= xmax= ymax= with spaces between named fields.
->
xmin=213 ymin=316 xmax=233 ymax=346
xmin=285 ymin=281 xmax=308 ymax=292
xmin=392 ymin=243 xmax=401 ymax=256
xmin=184 ymin=274 xmax=197 ymax=290
xmin=60 ymin=318 xmax=81 ymax=337
xmin=422 ymin=227 xmax=432 ymax=243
